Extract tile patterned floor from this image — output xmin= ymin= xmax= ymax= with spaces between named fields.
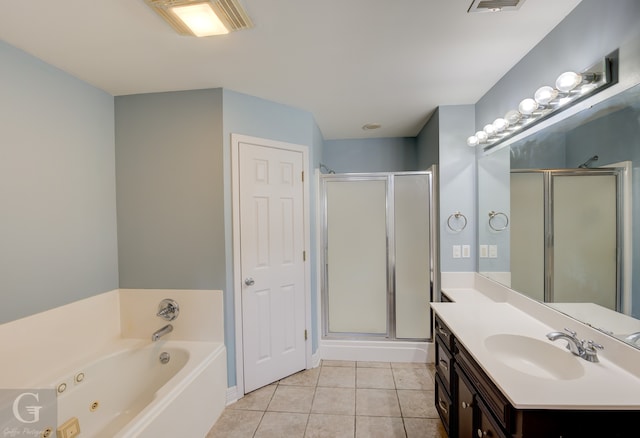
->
xmin=206 ymin=360 xmax=447 ymax=438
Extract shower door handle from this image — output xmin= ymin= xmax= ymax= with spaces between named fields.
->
xmin=244 ymin=277 xmax=255 ymax=286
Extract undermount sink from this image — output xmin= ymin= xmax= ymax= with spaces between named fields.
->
xmin=484 ymin=334 xmax=585 ymax=380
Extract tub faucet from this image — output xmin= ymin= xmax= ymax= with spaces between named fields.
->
xmin=546 ymin=328 xmax=603 ymax=362
xmin=152 ymin=324 xmax=173 ymax=341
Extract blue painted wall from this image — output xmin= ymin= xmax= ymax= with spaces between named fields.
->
xmin=476 ymin=0 xmax=640 ymax=130
xmin=0 ymin=41 xmax=118 ymax=324
xmin=323 ymin=137 xmax=417 ymax=173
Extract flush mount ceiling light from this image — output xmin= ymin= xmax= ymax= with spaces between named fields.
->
xmin=362 ymin=123 xmax=382 ymax=130
xmin=466 ymin=50 xmax=619 ymax=149
xmin=467 ymin=0 xmax=526 ymax=13
xmin=145 ymin=0 xmax=253 ymax=37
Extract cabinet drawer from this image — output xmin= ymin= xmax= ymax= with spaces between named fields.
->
xmin=434 ymin=315 xmax=454 ymax=351
xmin=434 ymin=372 xmax=452 ymax=436
xmin=435 ymin=336 xmax=453 ymax=390
xmin=455 ymin=342 xmax=513 ymax=432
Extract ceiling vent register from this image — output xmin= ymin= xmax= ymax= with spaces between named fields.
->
xmin=146 ymin=0 xmax=253 ymax=35
xmin=468 ymin=0 xmax=525 ymax=13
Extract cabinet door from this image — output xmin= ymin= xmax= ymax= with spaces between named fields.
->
xmin=455 ymin=366 xmax=475 ymax=438
xmin=477 ymin=398 xmax=508 ymax=438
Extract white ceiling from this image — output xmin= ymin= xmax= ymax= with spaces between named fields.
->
xmin=0 ymin=0 xmax=582 ymax=140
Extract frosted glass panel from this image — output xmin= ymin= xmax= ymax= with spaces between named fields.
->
xmin=553 ymin=175 xmax=617 ymax=309
xmin=510 ymin=173 xmax=545 ymax=301
xmin=394 ymin=175 xmax=431 ymax=339
xmin=326 ymin=180 xmax=388 ymax=334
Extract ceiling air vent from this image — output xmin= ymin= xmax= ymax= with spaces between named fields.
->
xmin=146 ymin=0 xmax=253 ymax=35
xmin=468 ymin=0 xmax=526 ymax=13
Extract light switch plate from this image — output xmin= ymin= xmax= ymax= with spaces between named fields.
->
xmin=479 ymin=245 xmax=488 ymax=258
xmin=462 ymin=245 xmax=470 ymax=258
xmin=452 ymin=245 xmax=461 ymax=259
xmin=489 ymin=245 xmax=498 ymax=258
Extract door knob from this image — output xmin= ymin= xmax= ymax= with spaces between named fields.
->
xmin=244 ymin=277 xmax=255 ymax=286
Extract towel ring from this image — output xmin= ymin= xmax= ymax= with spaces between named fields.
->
xmin=447 ymin=212 xmax=467 ymax=232
xmin=488 ymin=211 xmax=509 ymax=232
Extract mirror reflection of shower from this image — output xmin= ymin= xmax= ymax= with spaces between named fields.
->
xmin=578 ymin=155 xmax=599 ymax=168
xmin=319 ymin=163 xmax=335 ymax=174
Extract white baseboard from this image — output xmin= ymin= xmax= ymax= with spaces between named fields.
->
xmin=319 ymin=340 xmax=434 ymax=363
xmin=311 ymin=350 xmax=322 ymax=368
xmin=226 ymin=386 xmax=238 ymax=406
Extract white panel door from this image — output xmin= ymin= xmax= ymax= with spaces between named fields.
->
xmin=239 ymin=140 xmax=306 ymax=393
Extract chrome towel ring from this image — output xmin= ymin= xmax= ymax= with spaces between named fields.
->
xmin=447 ymin=212 xmax=467 ymax=232
xmin=488 ymin=211 xmax=509 ymax=231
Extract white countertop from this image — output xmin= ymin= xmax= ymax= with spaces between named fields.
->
xmin=432 ymin=290 xmax=640 ymax=410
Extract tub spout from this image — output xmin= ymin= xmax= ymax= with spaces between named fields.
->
xmin=152 ymin=324 xmax=173 ymax=341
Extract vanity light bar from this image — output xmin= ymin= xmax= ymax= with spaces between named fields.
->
xmin=467 ymin=50 xmax=619 ymax=150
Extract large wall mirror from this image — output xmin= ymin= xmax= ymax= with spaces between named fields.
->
xmin=478 ymin=81 xmax=640 ymax=348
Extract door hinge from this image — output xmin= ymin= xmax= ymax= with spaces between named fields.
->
xmin=303 ymin=250 xmax=306 ymax=261
xmin=301 ymin=171 xmax=304 ymax=182
xmin=304 ymin=329 xmax=308 ymax=341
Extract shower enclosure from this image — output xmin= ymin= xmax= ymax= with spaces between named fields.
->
xmin=320 ymin=170 xmax=438 ymax=341
xmin=510 ymin=168 xmax=622 ymax=310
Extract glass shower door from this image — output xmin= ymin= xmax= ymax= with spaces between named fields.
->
xmin=552 ymin=173 xmax=618 ymax=309
xmin=394 ymin=174 xmax=431 ymax=339
xmin=325 ymin=177 xmax=388 ymax=334
xmin=322 ymin=172 xmax=435 ymax=341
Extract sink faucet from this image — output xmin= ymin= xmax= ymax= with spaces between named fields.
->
xmin=624 ymin=332 xmax=640 ymax=344
xmin=152 ymin=324 xmax=173 ymax=341
xmin=546 ymin=328 xmax=603 ymax=362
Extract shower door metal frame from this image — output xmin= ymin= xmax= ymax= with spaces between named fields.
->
xmin=512 ymin=168 xmax=623 ymax=309
xmin=320 ymin=169 xmax=439 ymax=341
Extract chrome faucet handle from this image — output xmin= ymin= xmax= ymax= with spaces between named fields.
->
xmin=584 ymin=340 xmax=604 ymax=350
xmin=157 ymin=298 xmax=180 ymax=321
xmin=582 ymin=340 xmax=604 ymax=362
xmin=564 ymin=328 xmax=578 ymax=338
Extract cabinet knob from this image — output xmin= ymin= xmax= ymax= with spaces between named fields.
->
xmin=461 ymin=401 xmax=472 ymax=409
xmin=477 ymin=429 xmax=488 ymax=437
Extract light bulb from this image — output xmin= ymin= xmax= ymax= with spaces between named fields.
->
xmin=556 ymin=71 xmax=583 ymax=92
xmin=534 ymin=86 xmax=558 ymax=105
xmin=518 ymin=98 xmax=538 ymax=115
xmin=483 ymin=124 xmax=496 ymax=137
xmin=467 ymin=136 xmax=479 ymax=147
xmin=475 ymin=131 xmax=488 ymax=143
xmin=492 ymin=118 xmax=508 ymax=132
xmin=504 ymin=110 xmax=521 ymax=125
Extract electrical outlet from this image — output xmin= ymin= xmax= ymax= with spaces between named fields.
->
xmin=462 ymin=245 xmax=471 ymax=258
xmin=452 ymin=245 xmax=461 ymax=259
xmin=479 ymin=245 xmax=488 ymax=258
xmin=489 ymin=245 xmax=498 ymax=258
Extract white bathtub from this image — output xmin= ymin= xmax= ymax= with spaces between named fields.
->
xmin=53 ymin=339 xmax=226 ymax=438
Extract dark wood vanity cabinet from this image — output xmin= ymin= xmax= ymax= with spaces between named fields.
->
xmin=433 ymin=315 xmax=640 ymax=438
xmin=434 ymin=315 xmax=455 ymax=435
